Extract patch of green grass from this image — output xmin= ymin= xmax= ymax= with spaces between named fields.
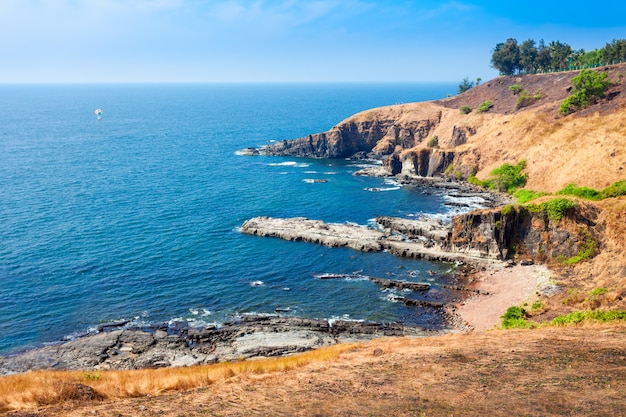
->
xmin=509 ymin=84 xmax=523 ymax=94
xmin=557 ymin=183 xmax=601 ymax=200
xmin=514 ymin=189 xmax=550 ymax=203
xmin=599 ymin=180 xmax=626 ymax=199
xmin=426 ymin=136 xmax=439 ymax=148
xmin=589 ymin=287 xmax=608 ymax=297
xmin=556 ymin=180 xmax=626 ymax=201
xmin=551 ymin=310 xmax=626 ymax=326
xmin=476 ymin=100 xmax=493 ymax=113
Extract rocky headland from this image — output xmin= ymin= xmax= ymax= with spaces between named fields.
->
xmin=3 ymin=65 xmax=625 ymax=378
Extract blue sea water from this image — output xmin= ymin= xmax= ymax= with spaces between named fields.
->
xmin=0 ymin=83 xmax=468 ymax=355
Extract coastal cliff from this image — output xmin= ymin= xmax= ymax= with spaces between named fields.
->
xmin=257 ymin=64 xmax=626 ymax=192
xmin=246 ymin=66 xmax=626 ymax=316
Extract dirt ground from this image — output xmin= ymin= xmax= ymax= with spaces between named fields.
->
xmin=11 ymin=324 xmax=625 ymax=417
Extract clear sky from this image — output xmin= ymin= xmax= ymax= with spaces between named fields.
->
xmin=1 ymin=0 xmax=625 ymax=83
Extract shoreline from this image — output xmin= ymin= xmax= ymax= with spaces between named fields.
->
xmin=0 ymin=175 xmax=543 ymax=375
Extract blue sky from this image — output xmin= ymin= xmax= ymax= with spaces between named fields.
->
xmin=1 ymin=0 xmax=624 ymax=83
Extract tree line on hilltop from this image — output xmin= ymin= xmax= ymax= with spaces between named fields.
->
xmin=491 ymin=38 xmax=626 ymax=76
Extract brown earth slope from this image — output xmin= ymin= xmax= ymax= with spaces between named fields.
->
xmin=4 ymin=325 xmax=626 ymax=417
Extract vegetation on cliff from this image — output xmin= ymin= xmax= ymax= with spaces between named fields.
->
xmin=491 ymin=37 xmax=626 ymax=75
xmin=560 ymin=69 xmax=613 ymax=114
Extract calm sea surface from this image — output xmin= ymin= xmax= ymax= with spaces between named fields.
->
xmin=0 ymin=83 xmax=482 ymax=355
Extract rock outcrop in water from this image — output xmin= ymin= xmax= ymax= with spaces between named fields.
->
xmin=241 ymin=200 xmax=604 ymax=266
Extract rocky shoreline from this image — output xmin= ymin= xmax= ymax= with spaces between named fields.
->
xmin=0 ymin=316 xmax=444 ymax=375
xmin=0 ymin=175 xmax=514 ymax=375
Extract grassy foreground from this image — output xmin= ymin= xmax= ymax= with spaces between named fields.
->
xmin=2 ymin=324 xmax=625 ymax=416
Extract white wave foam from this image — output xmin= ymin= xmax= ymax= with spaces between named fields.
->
xmin=250 ymin=280 xmax=264 ymax=287
xmin=189 ymin=308 xmax=212 ymax=317
xmin=364 ymin=186 xmax=400 ymax=192
xmin=268 ymin=161 xmax=311 ymax=168
xmin=268 ymin=161 xmax=298 ymax=167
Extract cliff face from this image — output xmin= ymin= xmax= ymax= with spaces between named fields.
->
xmin=262 ymin=106 xmax=442 ymax=159
xmin=448 ymin=200 xmax=602 ymax=263
xmin=260 ymin=63 xmax=626 ymax=192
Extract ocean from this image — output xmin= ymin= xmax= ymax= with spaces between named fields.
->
xmin=0 ymin=83 xmax=485 ymax=355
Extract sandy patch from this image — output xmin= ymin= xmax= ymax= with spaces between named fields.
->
xmin=454 ymin=264 xmax=552 ymax=331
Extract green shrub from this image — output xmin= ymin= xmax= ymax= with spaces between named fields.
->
xmin=487 ymin=160 xmax=528 ymax=193
xmin=514 ymin=189 xmax=550 ymax=203
xmin=427 ymin=136 xmax=439 ymax=147
xmin=501 ymin=306 xmax=532 ymax=329
xmin=501 ymin=204 xmax=515 ymax=216
xmin=599 ymin=180 xmax=626 ymax=199
xmin=540 ymin=198 xmax=576 ymax=222
xmin=509 ymin=84 xmax=523 ymax=94
xmin=459 ymin=105 xmax=472 ymax=114
xmin=467 ymin=175 xmax=485 ymax=187
xmin=468 ymin=161 xmax=528 ymax=194
xmin=476 ymin=100 xmax=493 ymax=113
xmin=560 ymin=69 xmax=612 ymax=115
xmin=557 ymin=183 xmax=601 ymax=200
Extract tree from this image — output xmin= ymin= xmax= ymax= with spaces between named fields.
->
xmin=458 ymin=77 xmax=474 ymax=94
xmin=548 ymin=41 xmax=573 ymax=70
xmin=518 ymin=39 xmax=538 ymax=73
xmin=535 ymin=39 xmax=552 ymax=72
xmin=491 ymin=38 xmax=520 ymax=75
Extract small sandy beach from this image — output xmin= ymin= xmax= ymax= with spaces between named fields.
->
xmin=453 ymin=263 xmax=552 ymax=331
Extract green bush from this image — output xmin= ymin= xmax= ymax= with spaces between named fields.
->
xmin=541 ymin=198 xmax=577 ymax=222
xmin=557 ymin=183 xmax=601 ymax=200
xmin=560 ymin=69 xmax=612 ymax=115
xmin=556 ymin=181 xmax=626 ymax=201
xmin=476 ymin=100 xmax=493 ymax=113
xmin=468 ymin=161 xmax=528 ymax=194
xmin=426 ymin=136 xmax=439 ymax=147
xmin=501 ymin=306 xmax=532 ymax=329
xmin=599 ymin=180 xmax=626 ymax=199
xmin=487 ymin=160 xmax=528 ymax=193
xmin=459 ymin=105 xmax=472 ymax=114
xmin=514 ymin=189 xmax=550 ymax=203
xmin=509 ymin=84 xmax=523 ymax=94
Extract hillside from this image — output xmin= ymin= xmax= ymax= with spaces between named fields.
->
xmin=262 ymin=63 xmax=626 ymax=193
xmin=3 ymin=325 xmax=625 ymax=416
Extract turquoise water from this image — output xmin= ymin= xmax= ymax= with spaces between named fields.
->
xmin=0 ymin=83 xmax=466 ymax=355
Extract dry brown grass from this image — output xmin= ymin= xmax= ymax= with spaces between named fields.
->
xmin=3 ymin=325 xmax=625 ymax=417
xmin=0 ymin=343 xmax=357 ymax=414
